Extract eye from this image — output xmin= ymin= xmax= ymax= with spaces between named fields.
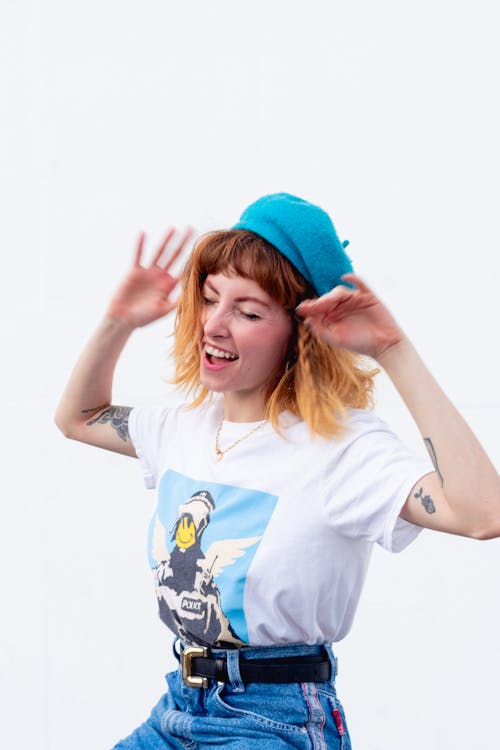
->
xmin=203 ymin=296 xmax=216 ymax=305
xmin=237 ymin=309 xmax=261 ymax=321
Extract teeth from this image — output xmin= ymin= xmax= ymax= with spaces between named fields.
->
xmin=205 ymin=345 xmax=238 ymax=360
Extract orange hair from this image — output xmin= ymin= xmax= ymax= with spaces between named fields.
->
xmin=173 ymin=230 xmax=377 ymax=437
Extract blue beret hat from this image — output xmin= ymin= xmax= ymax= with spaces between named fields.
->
xmin=232 ymin=192 xmax=353 ymax=296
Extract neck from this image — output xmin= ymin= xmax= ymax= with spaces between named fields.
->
xmin=222 ymin=392 xmax=268 ymax=423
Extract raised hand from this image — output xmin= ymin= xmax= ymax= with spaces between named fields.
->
xmin=295 ymin=273 xmax=405 ymax=360
xmin=106 ymin=228 xmax=193 ymax=329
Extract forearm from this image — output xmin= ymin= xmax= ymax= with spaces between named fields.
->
xmin=55 ymin=315 xmax=135 ymax=436
xmin=377 ymin=337 xmax=500 ymax=538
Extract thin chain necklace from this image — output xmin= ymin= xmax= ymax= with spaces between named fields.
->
xmin=215 ymin=419 xmax=267 ymax=462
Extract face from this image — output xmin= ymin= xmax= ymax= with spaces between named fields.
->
xmin=175 ymin=516 xmax=196 ymax=549
xmin=199 ymin=272 xmax=293 ymax=415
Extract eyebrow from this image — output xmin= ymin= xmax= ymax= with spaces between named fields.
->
xmin=203 ymin=280 xmax=272 ymax=309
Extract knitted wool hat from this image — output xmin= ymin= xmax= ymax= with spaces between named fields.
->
xmin=232 ymin=192 xmax=353 ymax=296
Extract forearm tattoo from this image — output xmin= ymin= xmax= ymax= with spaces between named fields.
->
xmin=424 ymin=437 xmax=444 ymax=487
xmin=414 ymin=486 xmax=436 ymax=514
xmin=85 ymin=405 xmax=132 ymax=442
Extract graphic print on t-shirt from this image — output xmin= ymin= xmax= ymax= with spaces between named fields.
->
xmin=148 ymin=469 xmax=278 ymax=647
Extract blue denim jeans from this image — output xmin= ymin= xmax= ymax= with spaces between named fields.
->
xmin=112 ymin=643 xmax=351 ymax=749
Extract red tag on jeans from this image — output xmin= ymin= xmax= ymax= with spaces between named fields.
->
xmin=332 ymin=709 xmax=346 ymax=735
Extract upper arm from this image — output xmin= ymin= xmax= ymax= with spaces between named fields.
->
xmin=58 ymin=404 xmax=137 ymax=458
xmin=400 ymin=471 xmax=471 ymax=537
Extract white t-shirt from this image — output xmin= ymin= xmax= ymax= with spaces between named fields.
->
xmin=129 ymin=400 xmax=433 ymax=648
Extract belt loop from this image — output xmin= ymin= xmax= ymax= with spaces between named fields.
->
xmin=172 ymin=638 xmax=181 ymax=663
xmin=226 ymin=650 xmax=245 ymax=693
xmin=323 ymin=643 xmax=338 ymax=684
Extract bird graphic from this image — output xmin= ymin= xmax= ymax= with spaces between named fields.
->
xmin=151 ymin=490 xmax=260 ymax=647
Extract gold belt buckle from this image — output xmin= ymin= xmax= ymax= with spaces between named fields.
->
xmin=182 ymin=645 xmax=209 ymax=688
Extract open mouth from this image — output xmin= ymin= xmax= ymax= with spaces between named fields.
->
xmin=204 ymin=344 xmax=239 ymax=364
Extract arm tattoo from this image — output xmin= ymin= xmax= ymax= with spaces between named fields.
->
xmin=424 ymin=437 xmax=444 ymax=487
xmin=81 ymin=402 xmax=111 ymax=415
xmin=86 ymin=405 xmax=132 ymax=442
xmin=414 ymin=486 xmax=436 ymax=514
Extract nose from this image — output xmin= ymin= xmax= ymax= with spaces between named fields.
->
xmin=202 ymin=303 xmax=231 ymax=339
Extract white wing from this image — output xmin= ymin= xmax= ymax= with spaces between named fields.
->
xmin=204 ymin=536 xmax=260 ymax=578
xmin=151 ymin=514 xmax=170 ymax=565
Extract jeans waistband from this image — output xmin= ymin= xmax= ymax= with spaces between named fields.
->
xmin=210 ymin=643 xmax=329 ymax=660
xmin=176 ymin=640 xmax=330 ymax=659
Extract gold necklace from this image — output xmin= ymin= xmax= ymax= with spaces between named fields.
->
xmin=215 ymin=419 xmax=267 ymax=461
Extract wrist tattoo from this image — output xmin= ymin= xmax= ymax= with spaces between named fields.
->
xmin=414 ymin=486 xmax=436 ymax=514
xmin=424 ymin=437 xmax=444 ymax=487
xmin=86 ymin=405 xmax=132 ymax=442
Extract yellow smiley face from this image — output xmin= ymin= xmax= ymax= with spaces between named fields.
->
xmin=175 ymin=516 xmax=196 ymax=549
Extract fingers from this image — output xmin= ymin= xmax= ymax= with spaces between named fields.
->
xmin=162 ymin=228 xmax=194 ymax=272
xmin=151 ymin=229 xmax=176 ymax=266
xmin=340 ymin=273 xmax=372 ymax=294
xmin=134 ymin=228 xmax=195 ymax=273
xmin=295 ymin=274 xmax=374 ymax=319
xmin=134 ymin=232 xmax=146 ymax=267
xmin=148 ymin=227 xmax=194 ymax=272
xmin=296 ymin=284 xmax=356 ymax=317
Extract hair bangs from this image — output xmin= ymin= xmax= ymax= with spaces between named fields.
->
xmin=190 ymin=230 xmax=312 ymax=309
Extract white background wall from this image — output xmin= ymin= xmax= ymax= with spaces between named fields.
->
xmin=1 ymin=1 xmax=499 ymax=748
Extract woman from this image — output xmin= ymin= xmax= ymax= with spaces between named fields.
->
xmin=55 ymin=193 xmax=500 ymax=749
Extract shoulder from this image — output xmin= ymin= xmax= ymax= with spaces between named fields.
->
xmin=131 ymin=398 xmax=221 ymax=424
xmin=343 ymin=407 xmax=393 ymax=439
xmin=282 ymin=407 xmax=392 ymax=449
xmin=266 ymin=408 xmax=401 ymax=480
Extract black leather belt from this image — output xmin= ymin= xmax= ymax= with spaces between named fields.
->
xmin=180 ymin=645 xmax=332 ymax=688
